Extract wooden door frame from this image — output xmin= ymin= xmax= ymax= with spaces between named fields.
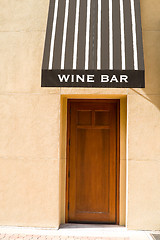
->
xmin=65 ymin=99 xmax=120 ymax=224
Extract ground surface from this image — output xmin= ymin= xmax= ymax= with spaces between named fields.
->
xmin=0 ymin=224 xmax=157 ymax=240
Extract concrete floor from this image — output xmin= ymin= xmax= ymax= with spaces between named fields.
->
xmin=0 ymin=224 xmax=157 ymax=240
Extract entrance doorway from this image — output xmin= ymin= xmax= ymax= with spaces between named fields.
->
xmin=66 ymin=99 xmax=120 ymax=224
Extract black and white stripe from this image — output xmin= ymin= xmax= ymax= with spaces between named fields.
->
xmin=42 ymin=0 xmax=144 ymax=87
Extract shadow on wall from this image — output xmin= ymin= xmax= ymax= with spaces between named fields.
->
xmin=131 ymin=28 xmax=160 ymax=110
xmin=131 ymin=89 xmax=160 ymax=111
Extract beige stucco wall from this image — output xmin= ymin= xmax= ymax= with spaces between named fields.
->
xmin=0 ymin=0 xmax=159 ymax=230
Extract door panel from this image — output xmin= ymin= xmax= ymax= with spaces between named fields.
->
xmin=76 ymin=128 xmax=110 ymax=213
xmin=66 ymin=100 xmax=119 ymax=224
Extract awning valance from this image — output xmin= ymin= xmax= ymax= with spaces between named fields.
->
xmin=42 ymin=0 xmax=145 ymax=88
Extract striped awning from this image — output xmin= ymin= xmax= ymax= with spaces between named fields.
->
xmin=42 ymin=0 xmax=145 ymax=88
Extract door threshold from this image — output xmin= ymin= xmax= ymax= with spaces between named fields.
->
xmin=61 ymin=223 xmax=122 ymax=229
xmin=59 ymin=224 xmax=149 ymax=239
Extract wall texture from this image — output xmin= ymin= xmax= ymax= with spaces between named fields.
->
xmin=0 ymin=0 xmax=159 ymax=230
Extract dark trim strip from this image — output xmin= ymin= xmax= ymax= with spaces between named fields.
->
xmin=101 ymin=0 xmax=109 ymax=70
xmin=134 ymin=0 xmax=145 ymax=70
xmin=76 ymin=0 xmax=87 ymax=69
xmin=52 ymin=0 xmax=65 ymax=69
xmin=42 ymin=0 xmax=55 ymax=69
xmin=113 ymin=0 xmax=121 ymax=70
xmin=124 ymin=0 xmax=134 ymax=70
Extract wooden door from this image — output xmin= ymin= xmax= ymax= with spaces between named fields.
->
xmin=66 ymin=99 xmax=120 ymax=224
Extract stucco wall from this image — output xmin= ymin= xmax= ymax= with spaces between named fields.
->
xmin=127 ymin=0 xmax=160 ymax=230
xmin=0 ymin=0 xmax=159 ymax=230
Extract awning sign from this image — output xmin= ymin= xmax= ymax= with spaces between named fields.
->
xmin=42 ymin=0 xmax=145 ymax=88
